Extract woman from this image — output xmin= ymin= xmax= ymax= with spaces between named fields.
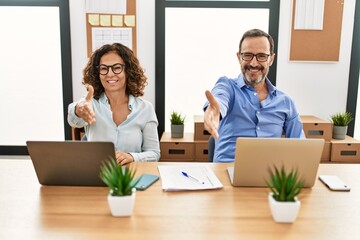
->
xmin=68 ymin=43 xmax=160 ymax=165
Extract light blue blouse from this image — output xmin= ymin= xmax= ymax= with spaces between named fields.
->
xmin=68 ymin=93 xmax=160 ymax=162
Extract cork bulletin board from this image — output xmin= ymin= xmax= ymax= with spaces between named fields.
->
xmin=290 ymin=0 xmax=344 ymax=61
xmin=86 ymin=0 xmax=137 ymax=57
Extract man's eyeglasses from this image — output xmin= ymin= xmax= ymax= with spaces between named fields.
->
xmin=97 ymin=63 xmax=125 ymax=75
xmin=240 ymin=52 xmax=270 ymax=62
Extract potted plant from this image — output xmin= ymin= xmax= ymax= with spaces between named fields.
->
xmin=330 ymin=112 xmax=353 ymax=140
xmin=170 ymin=111 xmax=185 ymax=138
xmin=266 ymin=165 xmax=304 ymax=223
xmin=99 ymin=157 xmax=140 ymax=217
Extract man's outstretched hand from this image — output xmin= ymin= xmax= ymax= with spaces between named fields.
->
xmin=204 ymin=90 xmax=220 ymax=139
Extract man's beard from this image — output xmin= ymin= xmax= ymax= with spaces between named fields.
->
xmin=243 ymin=65 xmax=267 ymax=87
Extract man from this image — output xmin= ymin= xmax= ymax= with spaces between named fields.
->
xmin=204 ymin=29 xmax=304 ymax=162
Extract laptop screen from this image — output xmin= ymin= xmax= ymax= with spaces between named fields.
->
xmin=228 ymin=138 xmax=325 ymax=187
xmin=27 ymin=141 xmax=116 ymax=186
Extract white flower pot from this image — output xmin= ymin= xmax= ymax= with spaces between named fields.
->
xmin=268 ymin=193 xmax=301 ymax=223
xmin=107 ymin=188 xmax=136 ymax=217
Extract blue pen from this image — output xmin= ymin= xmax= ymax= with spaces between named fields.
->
xmin=181 ymin=171 xmax=205 ymax=184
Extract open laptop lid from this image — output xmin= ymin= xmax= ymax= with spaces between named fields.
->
xmin=228 ymin=138 xmax=325 ymax=188
xmin=26 ymin=141 xmax=116 ymax=186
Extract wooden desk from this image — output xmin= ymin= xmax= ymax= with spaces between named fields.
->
xmin=0 ymin=160 xmax=359 ymax=239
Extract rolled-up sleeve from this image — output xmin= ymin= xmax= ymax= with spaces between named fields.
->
xmin=67 ymin=100 xmax=88 ymax=128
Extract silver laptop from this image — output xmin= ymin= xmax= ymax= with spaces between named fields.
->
xmin=26 ymin=141 xmax=116 ymax=186
xmin=227 ymin=138 xmax=325 ymax=188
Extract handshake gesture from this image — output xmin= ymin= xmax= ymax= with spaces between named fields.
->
xmin=204 ymin=90 xmax=221 ymax=139
xmin=75 ymin=85 xmax=96 ymax=125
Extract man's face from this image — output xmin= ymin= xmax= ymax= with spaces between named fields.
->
xmin=237 ymin=36 xmax=275 ymax=87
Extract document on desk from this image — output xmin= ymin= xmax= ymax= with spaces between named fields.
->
xmin=158 ymin=165 xmax=223 ymax=191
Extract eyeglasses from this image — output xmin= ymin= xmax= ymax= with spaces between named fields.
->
xmin=97 ymin=63 xmax=125 ymax=75
xmin=240 ymin=52 xmax=270 ymax=62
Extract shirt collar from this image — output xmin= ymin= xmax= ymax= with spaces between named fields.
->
xmin=99 ymin=93 xmax=108 ymax=103
xmin=238 ymin=74 xmax=277 ymax=96
xmin=99 ymin=92 xmax=135 ymax=110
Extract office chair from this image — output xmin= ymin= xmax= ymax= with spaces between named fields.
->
xmin=72 ymin=127 xmax=86 ymax=141
xmin=208 ymin=135 xmax=215 ymax=162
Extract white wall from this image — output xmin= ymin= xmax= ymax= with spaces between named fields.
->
xmin=69 ymin=0 xmax=356 ymax=133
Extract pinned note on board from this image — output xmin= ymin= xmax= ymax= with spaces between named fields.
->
xmin=124 ymin=15 xmax=135 ymax=27
xmin=100 ymin=15 xmax=111 ymax=27
xmin=88 ymin=14 xmax=99 ymax=26
xmin=112 ymin=15 xmax=123 ymax=27
xmin=294 ymin=0 xmax=325 ymax=30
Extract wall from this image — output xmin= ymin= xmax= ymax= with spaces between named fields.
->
xmin=69 ymin=0 xmax=356 ymax=134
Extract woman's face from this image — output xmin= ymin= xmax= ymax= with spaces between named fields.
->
xmin=98 ymin=51 xmax=126 ymax=94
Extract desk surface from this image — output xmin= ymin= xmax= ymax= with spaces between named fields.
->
xmin=0 ymin=159 xmax=359 ymax=240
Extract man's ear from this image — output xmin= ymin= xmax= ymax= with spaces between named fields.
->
xmin=236 ymin=52 xmax=242 ymax=63
xmin=269 ymin=53 xmax=275 ymax=66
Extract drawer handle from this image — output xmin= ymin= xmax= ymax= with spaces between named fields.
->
xmin=307 ymin=130 xmax=324 ymax=136
xmin=169 ymin=149 xmax=185 ymax=155
xmin=340 ymin=150 xmax=357 ymax=156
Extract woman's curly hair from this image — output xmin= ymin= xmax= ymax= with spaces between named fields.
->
xmin=82 ymin=43 xmax=147 ymax=100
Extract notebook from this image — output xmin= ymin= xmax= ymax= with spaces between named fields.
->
xmin=26 ymin=141 xmax=116 ymax=186
xmin=227 ymin=137 xmax=325 ymax=188
xmin=158 ymin=164 xmax=223 ymax=191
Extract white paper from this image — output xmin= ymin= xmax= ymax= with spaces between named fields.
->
xmin=86 ymin=0 xmax=126 ymax=14
xmin=294 ymin=0 xmax=324 ymax=30
xmin=92 ymin=27 xmax=132 ymax=52
xmin=158 ymin=165 xmax=223 ymax=191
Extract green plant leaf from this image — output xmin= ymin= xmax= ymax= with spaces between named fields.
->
xmin=330 ymin=112 xmax=353 ymax=126
xmin=266 ymin=165 xmax=304 ymax=202
xmin=170 ymin=111 xmax=185 ymax=125
xmin=99 ymin=157 xmax=138 ymax=196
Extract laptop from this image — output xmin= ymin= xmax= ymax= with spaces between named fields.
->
xmin=227 ymin=138 xmax=325 ymax=188
xmin=26 ymin=141 xmax=116 ymax=186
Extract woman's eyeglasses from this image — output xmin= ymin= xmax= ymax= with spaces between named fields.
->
xmin=97 ymin=63 xmax=125 ymax=75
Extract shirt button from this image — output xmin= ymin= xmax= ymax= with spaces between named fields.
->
xmin=256 ymin=111 xmax=260 ymax=114
xmin=257 ymin=127 xmax=260 ymax=130
xmin=254 ymin=93 xmax=257 ymax=96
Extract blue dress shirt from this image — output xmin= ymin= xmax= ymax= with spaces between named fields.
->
xmin=68 ymin=93 xmax=160 ymax=162
xmin=204 ymin=75 xmax=305 ymax=163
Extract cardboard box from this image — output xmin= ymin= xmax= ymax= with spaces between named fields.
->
xmin=330 ymin=136 xmax=360 ymax=162
xmin=301 ymin=115 xmax=332 ymax=141
xmin=321 ymin=141 xmax=331 ymax=162
xmin=195 ymin=141 xmax=209 ymax=162
xmin=160 ymin=132 xmax=194 ymax=161
xmin=194 ymin=115 xmax=211 ymax=141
